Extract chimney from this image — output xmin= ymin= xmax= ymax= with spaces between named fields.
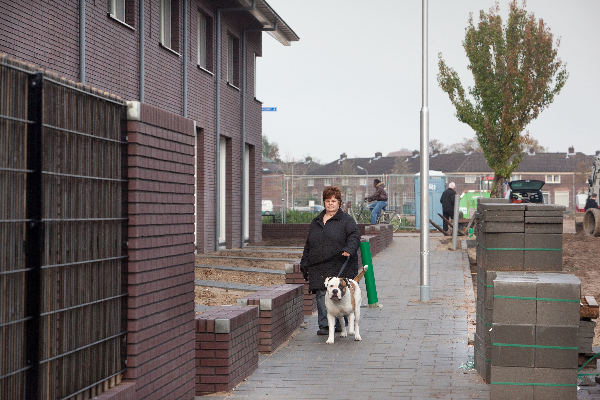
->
xmin=595 ymin=150 xmax=600 ymax=156
xmin=568 ymin=146 xmax=575 ymax=154
xmin=337 ymin=153 xmax=347 ymax=164
xmin=374 ymin=152 xmax=382 ymax=159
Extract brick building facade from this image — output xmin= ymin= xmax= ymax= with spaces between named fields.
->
xmin=0 ymin=0 xmax=298 ymax=252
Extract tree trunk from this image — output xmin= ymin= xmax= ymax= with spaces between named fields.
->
xmin=490 ymin=174 xmax=506 ymax=198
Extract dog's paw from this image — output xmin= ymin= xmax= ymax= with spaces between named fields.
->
xmin=325 ymin=338 xmax=334 ymax=344
xmin=354 ymin=335 xmax=362 ymax=341
xmin=339 ymin=331 xmax=347 ymax=338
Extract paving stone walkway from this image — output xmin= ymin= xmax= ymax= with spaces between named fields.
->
xmin=202 ymin=234 xmax=490 ymax=399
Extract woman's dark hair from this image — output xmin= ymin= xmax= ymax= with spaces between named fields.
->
xmin=374 ymin=178 xmax=381 ymax=185
xmin=322 ymin=186 xmax=342 ymax=204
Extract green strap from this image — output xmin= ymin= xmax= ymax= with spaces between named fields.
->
xmin=493 ymin=295 xmax=579 ymax=303
xmin=578 ymin=353 xmax=600 ymax=372
xmin=493 ymin=342 xmax=577 ymax=350
xmin=578 ymin=373 xmax=600 ymax=376
xmin=492 ymin=382 xmax=576 ymax=387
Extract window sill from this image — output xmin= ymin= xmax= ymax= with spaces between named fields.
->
xmin=107 ymin=13 xmax=135 ymax=31
xmin=197 ymin=65 xmax=214 ymax=76
xmin=159 ymin=42 xmax=181 ymax=57
xmin=226 ymin=82 xmax=240 ymax=91
xmin=253 ymin=97 xmax=263 ymax=104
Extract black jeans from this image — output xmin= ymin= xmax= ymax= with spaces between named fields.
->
xmin=443 ymin=210 xmax=453 ymax=231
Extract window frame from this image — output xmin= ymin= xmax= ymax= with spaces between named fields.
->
xmin=306 ymin=178 xmax=314 ymax=187
xmin=226 ymin=33 xmax=240 ymax=87
xmin=545 ymin=174 xmax=561 ymax=184
xmin=197 ymin=10 xmax=213 ymax=72
xmin=108 ymin=0 xmax=135 ymax=28
xmin=464 ymin=175 xmax=476 ymax=184
xmin=160 ymin=0 xmax=180 ymax=53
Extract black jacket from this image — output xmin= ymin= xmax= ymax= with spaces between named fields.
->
xmin=440 ymin=188 xmax=456 ymax=213
xmin=585 ymin=198 xmax=598 ymax=211
xmin=300 ymin=209 xmax=361 ymax=292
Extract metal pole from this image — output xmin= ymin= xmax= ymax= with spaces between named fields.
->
xmin=215 ymin=10 xmax=222 ymax=250
xmin=139 ymin=0 xmax=145 ymax=102
xmin=452 ymin=193 xmax=459 ymax=250
xmin=183 ymin=0 xmax=188 ymax=117
xmin=419 ymin=0 xmax=430 ymax=302
xmin=79 ymin=0 xmax=86 ymax=83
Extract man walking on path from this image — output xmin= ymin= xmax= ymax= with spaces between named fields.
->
xmin=440 ymin=182 xmax=456 ymax=232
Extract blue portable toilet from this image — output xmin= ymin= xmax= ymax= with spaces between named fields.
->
xmin=414 ymin=171 xmax=446 ymax=229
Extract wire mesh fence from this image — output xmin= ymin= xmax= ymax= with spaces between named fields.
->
xmin=0 ymin=60 xmax=127 ymax=399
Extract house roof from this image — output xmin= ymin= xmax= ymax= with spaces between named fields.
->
xmin=240 ymin=0 xmax=300 ymax=46
xmin=300 ymin=152 xmax=595 ymax=176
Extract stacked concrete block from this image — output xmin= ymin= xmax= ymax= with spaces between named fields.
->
xmin=578 ymin=320 xmax=596 ymax=363
xmin=474 ymin=201 xmax=566 ymax=382
xmin=489 ymin=273 xmax=580 ymax=400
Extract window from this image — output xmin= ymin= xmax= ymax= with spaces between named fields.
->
xmin=359 ymin=177 xmax=367 ymax=186
xmin=161 ymin=0 xmax=180 ymax=52
xmin=545 ymin=174 xmax=561 ymax=184
xmin=511 ymin=174 xmax=521 ymax=181
xmin=464 ymin=175 xmax=476 ymax=184
xmin=341 ymin=177 xmax=349 ymax=186
xmin=197 ymin=11 xmax=213 ymax=71
xmin=323 ymin=179 xmax=331 ymax=186
xmin=108 ymin=0 xmax=135 ymax=27
xmin=306 ymin=178 xmax=314 ymax=187
xmin=227 ymin=33 xmax=240 ymax=87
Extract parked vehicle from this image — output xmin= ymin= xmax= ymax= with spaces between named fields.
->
xmin=507 ymin=180 xmax=545 ymax=204
xmin=261 ymin=200 xmax=274 ymax=216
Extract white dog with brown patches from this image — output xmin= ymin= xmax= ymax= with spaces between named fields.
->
xmin=323 ymin=277 xmax=362 ymax=344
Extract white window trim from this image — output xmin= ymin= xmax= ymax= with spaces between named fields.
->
xmin=464 ymin=175 xmax=476 ymax=184
xmin=545 ymin=174 xmax=561 ymax=184
xmin=307 ymin=178 xmax=314 ymax=187
xmin=109 ymin=0 xmax=125 ymax=23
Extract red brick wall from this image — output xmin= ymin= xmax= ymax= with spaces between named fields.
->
xmin=126 ymin=102 xmax=196 ymax=399
xmin=285 ymin=263 xmax=317 ymax=316
xmin=239 ymin=284 xmax=304 ymax=353
xmin=195 ymin=306 xmax=259 ymax=396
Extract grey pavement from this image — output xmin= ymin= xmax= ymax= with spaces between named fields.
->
xmin=201 ymin=234 xmax=490 ymax=399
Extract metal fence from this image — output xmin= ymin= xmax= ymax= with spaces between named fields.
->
xmin=0 ymin=60 xmax=127 ymax=399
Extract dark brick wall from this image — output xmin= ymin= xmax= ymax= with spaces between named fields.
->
xmin=239 ymin=284 xmax=304 ymax=353
xmin=126 ymin=102 xmax=196 ymax=399
xmin=0 ymin=0 xmax=266 ymax=253
xmin=285 ymin=263 xmax=317 ymax=316
xmin=195 ymin=306 xmax=259 ymax=396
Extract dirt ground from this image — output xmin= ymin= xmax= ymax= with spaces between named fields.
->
xmin=195 ymin=286 xmax=250 ymax=307
xmin=196 ymin=267 xmax=285 ymax=287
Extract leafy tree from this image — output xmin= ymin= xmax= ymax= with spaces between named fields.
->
xmin=520 ymin=134 xmax=546 ymax=153
xmin=262 ymin=135 xmax=280 ymax=162
xmin=437 ymin=1 xmax=567 ymax=196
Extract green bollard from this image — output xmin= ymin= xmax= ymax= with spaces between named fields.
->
xmin=359 ymin=241 xmax=379 ymax=307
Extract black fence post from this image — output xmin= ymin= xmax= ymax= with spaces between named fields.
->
xmin=25 ymin=72 xmax=43 ymax=400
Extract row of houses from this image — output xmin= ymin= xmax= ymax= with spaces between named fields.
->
xmin=263 ymin=149 xmax=598 ymax=213
xmin=1 ymin=0 xmax=298 ymax=252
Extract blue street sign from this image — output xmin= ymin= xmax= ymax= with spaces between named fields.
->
xmin=262 ymin=107 xmax=277 ymax=111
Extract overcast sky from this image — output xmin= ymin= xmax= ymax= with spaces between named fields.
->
xmin=256 ymin=0 xmax=599 ymax=163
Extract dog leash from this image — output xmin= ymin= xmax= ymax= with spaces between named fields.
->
xmin=337 ymin=255 xmax=350 ymax=277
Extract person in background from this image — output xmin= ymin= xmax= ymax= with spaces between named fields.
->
xmin=300 ymin=186 xmax=361 ymax=336
xmin=440 ymin=182 xmax=457 ymax=232
xmin=364 ymin=178 xmax=388 ymax=224
xmin=585 ymin=193 xmax=598 ymax=211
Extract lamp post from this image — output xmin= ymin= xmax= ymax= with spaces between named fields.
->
xmin=357 ymin=165 xmax=368 ymax=176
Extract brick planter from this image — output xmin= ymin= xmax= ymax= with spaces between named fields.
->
xmin=238 ymin=284 xmax=304 ymax=353
xmin=195 ymin=306 xmax=259 ymax=396
xmin=285 ymin=263 xmax=316 ymax=316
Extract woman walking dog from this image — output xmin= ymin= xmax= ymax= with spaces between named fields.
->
xmin=300 ymin=186 xmax=362 ymax=335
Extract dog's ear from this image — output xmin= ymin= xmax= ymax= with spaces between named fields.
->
xmin=342 ymin=278 xmax=349 ymax=287
xmin=324 ymin=277 xmax=330 ymax=287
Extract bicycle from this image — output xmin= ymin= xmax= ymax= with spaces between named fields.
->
xmin=377 ymin=208 xmax=403 ymax=232
xmin=348 ymin=201 xmax=372 ymax=224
